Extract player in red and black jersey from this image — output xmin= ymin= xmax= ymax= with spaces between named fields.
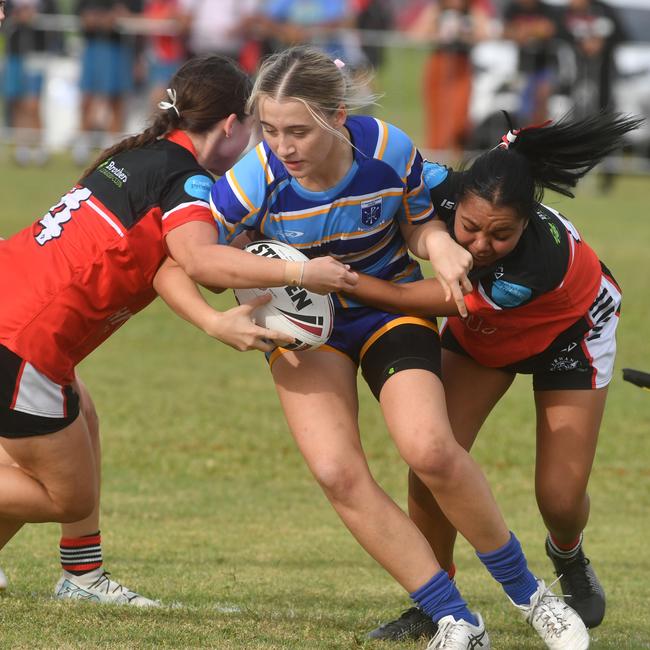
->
xmin=351 ymin=111 xmax=642 ymax=639
xmin=0 ymin=54 xmax=356 ymax=604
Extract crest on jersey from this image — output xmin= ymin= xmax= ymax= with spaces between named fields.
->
xmin=361 ymin=197 xmax=382 ymax=227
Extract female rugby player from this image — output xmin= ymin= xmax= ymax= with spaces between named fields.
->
xmin=351 ymin=111 xmax=641 ymax=640
xmin=0 ymin=54 xmax=356 ymax=604
xmin=158 ymin=46 xmax=590 ymax=649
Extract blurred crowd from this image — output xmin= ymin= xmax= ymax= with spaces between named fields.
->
xmin=0 ymin=0 xmax=643 ymax=166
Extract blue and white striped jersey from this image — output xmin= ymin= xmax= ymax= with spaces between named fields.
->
xmin=210 ymin=115 xmax=435 ymax=309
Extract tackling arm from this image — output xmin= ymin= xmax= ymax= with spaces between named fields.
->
xmin=153 ymin=257 xmax=293 ymax=352
xmin=348 ymin=274 xmax=463 ymax=317
xmin=165 ymin=221 xmax=357 ymax=295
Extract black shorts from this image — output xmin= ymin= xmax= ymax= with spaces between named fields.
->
xmin=360 ymin=320 xmax=442 ymax=400
xmin=359 ymin=317 xmax=441 ymax=400
xmin=441 ymin=270 xmax=621 ymax=391
xmin=0 ymin=344 xmax=80 ymax=438
xmin=269 ymin=307 xmax=442 ymax=401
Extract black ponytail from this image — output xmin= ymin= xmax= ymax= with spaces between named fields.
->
xmin=459 ymin=110 xmax=644 ymax=219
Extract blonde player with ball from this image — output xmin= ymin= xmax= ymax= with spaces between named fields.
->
xmin=156 ymin=46 xmax=589 ymax=649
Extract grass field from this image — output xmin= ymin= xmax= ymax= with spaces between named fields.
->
xmin=0 ymin=151 xmax=649 ymax=648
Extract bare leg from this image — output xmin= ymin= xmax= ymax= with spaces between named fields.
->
xmin=534 ymin=388 xmax=606 ymax=543
xmin=60 ymin=378 xmax=101 ymax=538
xmin=0 ymin=379 xmax=101 ymax=544
xmin=380 ymin=367 xmax=510 ymax=554
xmin=0 ymin=415 xmax=97 ymax=551
xmin=408 ymin=351 xmax=515 ymax=567
xmin=272 ymin=350 xmax=441 ymax=591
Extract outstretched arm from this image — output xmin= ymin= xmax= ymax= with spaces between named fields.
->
xmin=347 ymin=274 xmax=463 ymax=317
xmin=153 ymin=257 xmax=293 ymax=352
xmin=165 ymin=221 xmax=357 ymax=295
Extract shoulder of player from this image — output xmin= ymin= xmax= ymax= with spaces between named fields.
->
xmin=209 ymin=142 xmax=279 ymax=213
xmin=529 ymin=204 xmax=573 ymax=255
xmin=347 ymin=116 xmax=417 ymax=168
xmin=144 ymin=140 xmax=214 ymax=200
xmin=423 ymin=163 xmax=460 ymax=221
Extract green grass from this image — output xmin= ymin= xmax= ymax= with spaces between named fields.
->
xmin=0 ymin=158 xmax=649 ymax=649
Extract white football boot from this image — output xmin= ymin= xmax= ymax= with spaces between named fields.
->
xmin=54 ymin=568 xmax=160 ymax=607
xmin=426 ymin=612 xmax=490 ymax=649
xmin=0 ymin=565 xmax=8 ymax=591
xmin=511 ymin=579 xmax=590 ymax=649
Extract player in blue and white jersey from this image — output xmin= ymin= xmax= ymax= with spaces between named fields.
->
xmin=206 ymin=46 xmax=589 ymax=650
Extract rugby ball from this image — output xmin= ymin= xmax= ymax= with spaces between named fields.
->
xmin=234 ymin=240 xmax=335 ymax=351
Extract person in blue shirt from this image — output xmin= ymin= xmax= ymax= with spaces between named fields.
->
xmin=154 ymin=46 xmax=590 ymax=649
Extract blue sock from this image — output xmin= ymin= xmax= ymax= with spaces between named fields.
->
xmin=410 ymin=570 xmax=478 ymax=626
xmin=476 ymin=532 xmax=538 ymax=606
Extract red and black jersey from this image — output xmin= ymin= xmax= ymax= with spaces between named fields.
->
xmin=425 ymin=163 xmax=603 ymax=366
xmin=0 ymin=130 xmax=216 ymax=384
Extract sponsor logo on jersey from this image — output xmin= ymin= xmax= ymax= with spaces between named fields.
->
xmin=361 ymin=197 xmax=382 ymax=227
xmin=184 ymin=174 xmax=212 ymax=201
xmin=491 ymin=279 xmax=532 ymax=308
xmin=98 ymin=160 xmax=129 ymax=187
xmin=283 ymin=230 xmax=304 ymax=239
xmin=422 ymin=161 xmax=449 ymax=189
xmin=548 ymin=222 xmax=561 ymax=245
xmin=550 ymin=356 xmax=582 ymax=372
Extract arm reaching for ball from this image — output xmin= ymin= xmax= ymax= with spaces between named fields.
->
xmin=153 ymin=257 xmax=294 ymax=352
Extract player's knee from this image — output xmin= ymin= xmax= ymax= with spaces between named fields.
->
xmin=311 ymin=459 xmax=365 ymax=503
xmin=537 ymin=485 xmax=587 ymax=523
xmin=54 ymin=486 xmax=97 ymax=523
xmin=402 ymin=438 xmax=460 ymax=483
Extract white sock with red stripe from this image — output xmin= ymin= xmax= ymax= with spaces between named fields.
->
xmin=59 ymin=531 xmax=103 ymax=576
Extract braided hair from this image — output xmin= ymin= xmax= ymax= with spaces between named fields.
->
xmin=458 ymin=111 xmax=644 ymax=219
xmin=81 ymin=54 xmax=252 ymax=180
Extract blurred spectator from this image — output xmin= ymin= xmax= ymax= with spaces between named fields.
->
xmin=252 ymin=0 xmax=365 ymax=67
xmin=503 ymin=0 xmax=559 ymax=124
xmin=0 ymin=0 xmax=6 ymax=25
xmin=559 ymin=0 xmax=626 ymax=191
xmin=411 ymin=0 xmax=492 ymax=155
xmin=3 ymin=0 xmax=61 ymax=165
xmin=73 ymin=0 xmax=143 ymax=164
xmin=142 ymin=0 xmax=189 ymax=108
xmin=352 ymin=0 xmax=394 ymax=71
xmin=558 ymin=0 xmax=625 ymax=115
xmin=179 ymin=0 xmax=259 ymax=62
